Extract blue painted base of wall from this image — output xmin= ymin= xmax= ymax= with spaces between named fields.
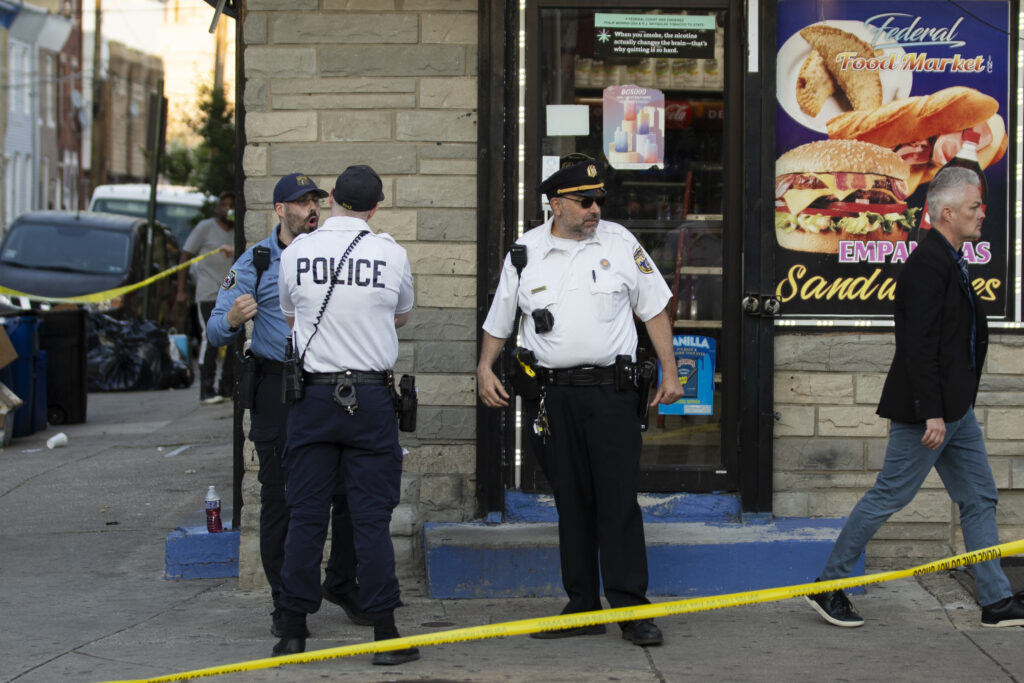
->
xmin=425 ymin=493 xmax=864 ymax=599
xmin=164 ymin=522 xmax=239 ymax=580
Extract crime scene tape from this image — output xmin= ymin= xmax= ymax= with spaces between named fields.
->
xmin=102 ymin=537 xmax=1024 ymax=683
xmin=0 ymin=247 xmax=224 ymax=305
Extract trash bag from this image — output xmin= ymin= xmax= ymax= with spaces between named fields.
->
xmin=87 ymin=314 xmax=193 ymax=391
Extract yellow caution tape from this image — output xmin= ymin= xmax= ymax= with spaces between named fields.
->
xmin=0 ymin=248 xmax=224 ymax=305
xmin=101 ymin=538 xmax=1024 ymax=683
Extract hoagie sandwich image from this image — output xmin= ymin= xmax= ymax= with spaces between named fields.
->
xmin=775 ymin=139 xmax=918 ymax=253
xmin=826 ymin=86 xmax=1006 ymax=195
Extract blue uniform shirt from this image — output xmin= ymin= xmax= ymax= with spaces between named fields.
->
xmin=207 ymin=225 xmax=291 ymax=361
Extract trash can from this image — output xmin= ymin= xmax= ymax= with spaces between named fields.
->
xmin=39 ymin=308 xmax=88 ymax=425
xmin=32 ymin=350 xmax=47 ymax=433
xmin=0 ymin=315 xmax=39 ymax=437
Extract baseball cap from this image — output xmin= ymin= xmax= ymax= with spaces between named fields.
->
xmin=333 ymin=165 xmax=385 ymax=212
xmin=273 ymin=173 xmax=328 ymax=204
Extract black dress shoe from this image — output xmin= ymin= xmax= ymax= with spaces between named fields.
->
xmin=272 ymin=637 xmax=305 ymax=656
xmin=530 ymin=623 xmax=606 ymax=639
xmin=271 ymin=609 xmax=311 ymax=638
xmin=372 ymin=647 xmax=420 ymax=665
xmin=621 ymin=619 xmax=663 ymax=646
xmin=322 ymin=583 xmax=374 ymax=626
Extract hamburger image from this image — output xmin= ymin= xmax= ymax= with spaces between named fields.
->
xmin=827 ymin=86 xmax=1007 ymax=195
xmin=775 ymin=139 xmax=919 ymax=253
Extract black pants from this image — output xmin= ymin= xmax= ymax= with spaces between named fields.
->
xmin=279 ymin=384 xmax=403 ymax=616
xmin=198 ymin=301 xmax=234 ymax=395
xmin=252 ymin=371 xmax=357 ymax=609
xmin=526 ymin=384 xmax=649 ymax=616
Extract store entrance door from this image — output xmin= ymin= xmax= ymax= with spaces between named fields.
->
xmin=517 ymin=0 xmax=743 ymax=493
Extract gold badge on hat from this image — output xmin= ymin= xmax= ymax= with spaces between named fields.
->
xmin=297 ymin=175 xmax=310 ymax=186
xmin=587 ymin=164 xmax=597 ymax=178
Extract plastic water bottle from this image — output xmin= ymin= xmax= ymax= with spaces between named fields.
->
xmin=205 ymin=485 xmax=223 ymax=533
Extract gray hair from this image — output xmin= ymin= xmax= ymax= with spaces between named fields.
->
xmin=926 ymin=167 xmax=981 ymax=224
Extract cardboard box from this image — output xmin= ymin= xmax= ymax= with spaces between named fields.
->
xmin=0 ymin=328 xmax=17 ymax=371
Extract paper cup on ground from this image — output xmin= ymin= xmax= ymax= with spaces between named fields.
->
xmin=47 ymin=432 xmax=68 ymax=449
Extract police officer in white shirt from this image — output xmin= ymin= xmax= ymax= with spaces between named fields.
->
xmin=477 ymin=154 xmax=685 ymax=646
xmin=274 ymin=165 xmax=417 ymax=665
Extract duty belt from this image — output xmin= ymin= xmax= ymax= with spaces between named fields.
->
xmin=537 ymin=365 xmax=617 ymax=387
xmin=302 ymin=370 xmax=391 ymax=386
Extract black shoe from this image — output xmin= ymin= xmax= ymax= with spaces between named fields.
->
xmin=805 ymin=584 xmax=864 ymax=627
xmin=372 ymin=647 xmax=420 ymax=665
xmin=982 ymin=592 xmax=1024 ymax=627
xmin=621 ymin=619 xmax=663 ymax=646
xmin=272 ymin=637 xmax=305 ymax=656
xmin=322 ymin=583 xmax=373 ymax=626
xmin=271 ymin=609 xmax=310 ymax=638
xmin=530 ymin=623 xmax=606 ymax=639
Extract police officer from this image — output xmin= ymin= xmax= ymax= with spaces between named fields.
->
xmin=207 ymin=173 xmax=371 ymax=639
xmin=274 ymin=165 xmax=417 ymax=665
xmin=477 ymin=155 xmax=685 ymax=645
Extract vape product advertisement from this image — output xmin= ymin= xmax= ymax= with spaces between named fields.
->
xmin=604 ymin=85 xmax=666 ymax=169
xmin=775 ymin=1 xmax=1011 ymax=319
xmin=659 ymin=334 xmax=716 ymax=416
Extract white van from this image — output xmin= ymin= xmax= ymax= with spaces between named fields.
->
xmin=89 ymin=184 xmax=210 ymax=246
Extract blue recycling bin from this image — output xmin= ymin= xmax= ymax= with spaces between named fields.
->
xmin=0 ymin=315 xmax=40 ymax=437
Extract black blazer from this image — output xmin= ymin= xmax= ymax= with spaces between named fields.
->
xmin=877 ymin=228 xmax=988 ymax=423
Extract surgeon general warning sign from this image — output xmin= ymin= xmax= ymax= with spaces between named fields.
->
xmin=594 ymin=13 xmax=716 ymax=60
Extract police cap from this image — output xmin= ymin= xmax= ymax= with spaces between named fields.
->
xmin=334 ymin=165 xmax=385 ymax=212
xmin=273 ymin=173 xmax=328 ymax=204
xmin=536 ymin=153 xmax=606 ymax=198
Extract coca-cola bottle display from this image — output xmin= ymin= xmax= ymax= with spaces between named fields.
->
xmin=919 ymin=129 xmax=987 ymax=232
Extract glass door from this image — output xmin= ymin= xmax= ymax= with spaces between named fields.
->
xmin=520 ymin=0 xmax=742 ymax=492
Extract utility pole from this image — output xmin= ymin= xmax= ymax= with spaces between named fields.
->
xmin=213 ymin=12 xmax=227 ymax=92
xmin=88 ymin=0 xmax=104 ymax=193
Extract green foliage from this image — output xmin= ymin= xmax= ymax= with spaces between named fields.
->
xmin=159 ymin=142 xmax=195 ymax=186
xmin=187 ymin=84 xmax=236 ymax=201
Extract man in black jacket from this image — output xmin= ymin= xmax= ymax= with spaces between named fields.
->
xmin=806 ymin=167 xmax=1024 ymax=629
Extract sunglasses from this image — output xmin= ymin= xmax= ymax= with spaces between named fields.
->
xmin=559 ymin=195 xmax=606 ymax=209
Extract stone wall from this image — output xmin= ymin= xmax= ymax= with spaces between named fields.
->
xmin=238 ymin=0 xmax=479 ymax=588
xmin=775 ymin=332 xmax=1024 ymax=570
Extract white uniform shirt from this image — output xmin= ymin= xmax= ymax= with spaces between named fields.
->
xmin=279 ymin=216 xmax=414 ymax=372
xmin=483 ymin=217 xmax=670 ymax=368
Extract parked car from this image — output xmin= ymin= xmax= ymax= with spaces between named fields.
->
xmin=0 ymin=211 xmax=185 ymax=327
xmin=89 ymin=184 xmax=210 ymax=247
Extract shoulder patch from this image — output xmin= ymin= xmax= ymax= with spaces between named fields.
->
xmin=633 ymin=246 xmax=654 ymax=274
xmin=222 ymin=270 xmax=236 ymax=290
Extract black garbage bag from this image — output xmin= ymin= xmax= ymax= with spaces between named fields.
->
xmin=87 ymin=314 xmax=193 ymax=391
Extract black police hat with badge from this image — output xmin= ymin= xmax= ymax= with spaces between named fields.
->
xmin=536 ymin=153 xmax=607 ymax=199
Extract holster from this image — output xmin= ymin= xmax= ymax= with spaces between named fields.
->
xmin=395 ymin=374 xmax=418 ymax=432
xmin=281 ymin=341 xmax=304 ymax=405
xmin=511 ymin=347 xmax=540 ymax=400
xmin=235 ymin=350 xmax=256 ymax=409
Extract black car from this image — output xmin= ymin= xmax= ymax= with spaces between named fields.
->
xmin=0 ymin=211 xmax=185 ymax=327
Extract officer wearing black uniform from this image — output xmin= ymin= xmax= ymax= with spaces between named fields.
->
xmin=478 ymin=155 xmax=684 ymax=645
xmin=207 ymin=173 xmax=371 ymax=638
xmin=274 ymin=165 xmax=417 ymax=665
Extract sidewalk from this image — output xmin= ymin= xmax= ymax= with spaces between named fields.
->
xmin=1 ymin=388 xmax=1021 ymax=682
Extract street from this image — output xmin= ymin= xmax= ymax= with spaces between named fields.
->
xmin=0 ymin=386 xmax=1021 ymax=682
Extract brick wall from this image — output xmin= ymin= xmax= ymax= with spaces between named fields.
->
xmin=238 ymin=0 xmax=479 ymax=588
xmin=775 ymin=332 xmax=1024 ymax=570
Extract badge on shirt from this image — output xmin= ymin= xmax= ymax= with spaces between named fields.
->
xmin=222 ymin=270 xmax=237 ymax=290
xmin=633 ymin=247 xmax=654 ymax=274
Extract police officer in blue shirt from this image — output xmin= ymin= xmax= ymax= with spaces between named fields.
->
xmin=207 ymin=172 xmax=370 ymax=639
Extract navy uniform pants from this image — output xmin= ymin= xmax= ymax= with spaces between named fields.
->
xmin=278 ymin=383 xmax=403 ymax=616
xmin=251 ymin=370 xmax=358 ymax=610
xmin=526 ymin=384 xmax=650 ymax=615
